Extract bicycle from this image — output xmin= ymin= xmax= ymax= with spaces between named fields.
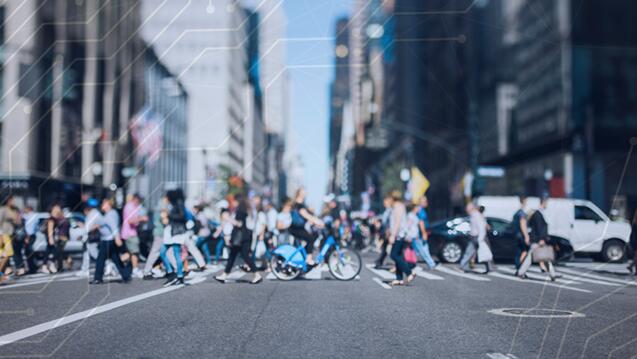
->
xmin=270 ymin=228 xmax=362 ymax=281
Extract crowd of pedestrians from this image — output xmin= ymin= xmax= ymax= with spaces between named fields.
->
xmin=1 ymin=188 xmax=635 ymax=287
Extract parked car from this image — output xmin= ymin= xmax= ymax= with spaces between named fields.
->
xmin=428 ymin=216 xmax=574 ymax=264
xmin=477 ymin=196 xmax=632 ymax=262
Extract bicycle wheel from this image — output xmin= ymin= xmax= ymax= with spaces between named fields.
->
xmin=327 ymin=248 xmax=362 ymax=281
xmin=270 ymin=255 xmax=302 ymax=281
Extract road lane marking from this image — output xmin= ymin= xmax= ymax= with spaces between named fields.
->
xmin=365 ymin=264 xmax=395 ymax=281
xmin=487 ymin=352 xmax=519 ymax=358
xmin=487 ymin=272 xmax=591 ymax=293
xmin=0 ymin=276 xmax=206 ymax=347
xmin=372 ymin=277 xmax=391 ymax=289
xmin=526 ymin=268 xmax=621 ymax=287
xmin=435 ymin=265 xmax=491 ymax=281
xmin=413 ymin=266 xmax=444 ymax=280
xmin=497 ymin=267 xmax=582 ymax=286
xmin=557 ymin=267 xmax=637 ymax=286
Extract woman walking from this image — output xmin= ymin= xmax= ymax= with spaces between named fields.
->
xmin=161 ymin=189 xmax=188 ymax=287
xmin=214 ymin=195 xmax=262 ymax=284
xmin=388 ymin=192 xmax=416 ymax=286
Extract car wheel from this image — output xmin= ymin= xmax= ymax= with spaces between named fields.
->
xmin=601 ymin=239 xmax=626 ymax=262
xmin=440 ymin=241 xmax=463 ymax=263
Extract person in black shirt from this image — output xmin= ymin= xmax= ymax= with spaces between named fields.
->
xmin=215 ymin=195 xmax=262 ymax=284
xmin=288 ymin=188 xmax=324 ymax=266
xmin=517 ymin=197 xmax=556 ymax=281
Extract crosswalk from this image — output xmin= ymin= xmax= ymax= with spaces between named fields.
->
xmin=365 ymin=262 xmax=637 ymax=293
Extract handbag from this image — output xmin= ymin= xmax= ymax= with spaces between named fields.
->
xmin=477 ymin=241 xmax=493 ymax=263
xmin=254 ymin=240 xmax=267 ymax=258
xmin=404 ymin=247 xmax=417 ymax=264
xmin=532 ymin=244 xmax=555 ymax=263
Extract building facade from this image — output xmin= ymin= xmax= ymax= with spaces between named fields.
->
xmin=0 ymin=0 xmax=144 ymax=209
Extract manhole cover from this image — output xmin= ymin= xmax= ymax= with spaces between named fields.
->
xmin=488 ymin=308 xmax=585 ymax=318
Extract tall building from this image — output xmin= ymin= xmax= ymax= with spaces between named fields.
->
xmin=0 ymin=0 xmax=144 ymax=209
xmin=476 ymin=0 xmax=637 ymax=216
xmin=141 ymin=0 xmax=253 ymax=203
xmin=129 ymin=46 xmax=188 ymax=208
xmin=256 ymin=0 xmax=289 ymax=203
xmin=328 ymin=17 xmax=350 ymax=194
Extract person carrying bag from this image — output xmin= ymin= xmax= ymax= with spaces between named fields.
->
xmin=517 ymin=197 xmax=556 ymax=281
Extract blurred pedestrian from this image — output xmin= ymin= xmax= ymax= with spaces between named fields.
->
xmin=78 ymin=198 xmax=101 ymax=277
xmin=46 ymin=204 xmax=70 ymax=273
xmin=288 ymin=188 xmax=323 ymax=266
xmin=512 ymin=195 xmax=531 ymax=272
xmin=517 ymin=197 xmax=556 ymax=281
xmin=412 ymin=196 xmax=437 ymax=269
xmin=121 ymin=193 xmax=149 ymax=278
xmin=388 ymin=192 xmax=415 ymax=286
xmin=0 ymin=195 xmax=18 ymax=276
xmin=160 ymin=189 xmax=188 ymax=286
xmin=374 ymin=195 xmax=393 ymax=269
xmin=194 ymin=204 xmax=213 ymax=266
xmin=214 ymin=195 xmax=262 ymax=284
xmin=628 ymin=210 xmax=637 ymax=275
xmin=91 ymin=198 xmax=131 ymax=284
xmin=460 ymin=202 xmax=491 ymax=273
xmin=143 ymin=196 xmax=170 ymax=279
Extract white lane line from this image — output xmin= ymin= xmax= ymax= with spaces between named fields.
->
xmin=365 ymin=264 xmax=395 ymax=281
xmin=497 ymin=267 xmax=582 ymax=286
xmin=487 ymin=353 xmax=519 ymax=359
xmin=0 ymin=277 xmax=85 ymax=291
xmin=557 ymin=267 xmax=637 ymax=286
xmin=435 ymin=265 xmax=491 ymax=281
xmin=413 ymin=266 xmax=444 ymax=280
xmin=0 ymin=276 xmax=206 ymax=347
xmin=526 ymin=268 xmax=620 ymax=287
xmin=372 ymin=277 xmax=392 ymax=290
xmin=487 ymin=272 xmax=591 ymax=293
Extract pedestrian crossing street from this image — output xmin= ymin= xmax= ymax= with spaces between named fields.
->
xmin=364 ymin=263 xmax=637 ymax=293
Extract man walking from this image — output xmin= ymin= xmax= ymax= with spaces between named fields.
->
xmin=412 ymin=196 xmax=437 ymax=269
xmin=90 ymin=198 xmax=131 ymax=284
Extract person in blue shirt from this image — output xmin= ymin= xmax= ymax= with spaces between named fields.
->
xmin=411 ymin=196 xmax=437 ymax=269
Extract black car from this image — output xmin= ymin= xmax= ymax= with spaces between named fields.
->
xmin=427 ymin=216 xmax=573 ymax=263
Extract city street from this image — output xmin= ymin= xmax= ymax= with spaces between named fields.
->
xmin=1 ymin=256 xmax=636 ymax=359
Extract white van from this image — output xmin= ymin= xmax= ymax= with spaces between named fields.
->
xmin=476 ymin=196 xmax=632 ymax=262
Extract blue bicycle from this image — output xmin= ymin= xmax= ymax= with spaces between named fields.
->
xmin=270 ymin=230 xmax=362 ymax=281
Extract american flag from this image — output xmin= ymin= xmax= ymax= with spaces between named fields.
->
xmin=130 ymin=106 xmax=163 ymax=167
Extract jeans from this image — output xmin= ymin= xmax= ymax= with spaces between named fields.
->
xmin=375 ymin=237 xmax=389 ymax=267
xmin=213 ymin=237 xmax=225 ymax=263
xmin=160 ymin=244 xmax=184 ymax=278
xmin=390 ymin=239 xmax=412 ymax=281
xmin=196 ymin=236 xmax=212 ymax=265
xmin=459 ymin=238 xmax=477 ymax=271
xmin=412 ymin=238 xmax=436 ymax=269
xmin=94 ymin=241 xmax=131 ymax=282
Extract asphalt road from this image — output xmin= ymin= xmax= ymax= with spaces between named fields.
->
xmin=1 ymin=256 xmax=636 ymax=359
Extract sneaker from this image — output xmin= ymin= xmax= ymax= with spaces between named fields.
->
xmin=75 ymin=271 xmax=90 ymax=278
xmin=251 ymin=273 xmax=262 ymax=284
xmin=151 ymin=268 xmax=165 ymax=278
xmin=163 ymin=276 xmax=178 ymax=287
xmin=214 ymin=272 xmax=228 ymax=283
xmin=132 ymin=268 xmax=143 ymax=279
xmin=172 ymin=277 xmax=185 ymax=286
xmin=143 ymin=273 xmax=154 ymax=280
xmin=163 ymin=273 xmax=176 ymax=286
xmin=47 ymin=263 xmax=58 ymax=274
xmin=89 ymin=279 xmax=104 ymax=285
xmin=39 ymin=266 xmax=51 ymax=274
xmin=16 ymin=268 xmax=27 ymax=276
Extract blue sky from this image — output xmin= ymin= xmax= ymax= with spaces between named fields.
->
xmin=283 ymin=0 xmax=351 ymax=209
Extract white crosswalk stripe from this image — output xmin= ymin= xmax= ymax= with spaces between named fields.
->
xmin=557 ymin=267 xmax=637 ymax=286
xmin=526 ymin=268 xmax=621 ymax=287
xmin=487 ymin=271 xmax=591 ymax=293
xmin=413 ymin=266 xmax=444 ymax=280
xmin=497 ymin=267 xmax=583 ymax=286
xmin=365 ymin=264 xmax=395 ymax=281
xmin=435 ymin=265 xmax=491 ymax=281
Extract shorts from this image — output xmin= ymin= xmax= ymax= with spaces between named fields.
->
xmin=124 ymin=236 xmax=140 ymax=254
xmin=0 ymin=234 xmax=14 ymax=258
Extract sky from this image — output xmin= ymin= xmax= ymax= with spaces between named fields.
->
xmin=282 ymin=1 xmax=352 ymax=209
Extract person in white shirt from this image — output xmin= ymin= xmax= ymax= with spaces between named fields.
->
xmin=460 ymin=202 xmax=492 ymax=273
